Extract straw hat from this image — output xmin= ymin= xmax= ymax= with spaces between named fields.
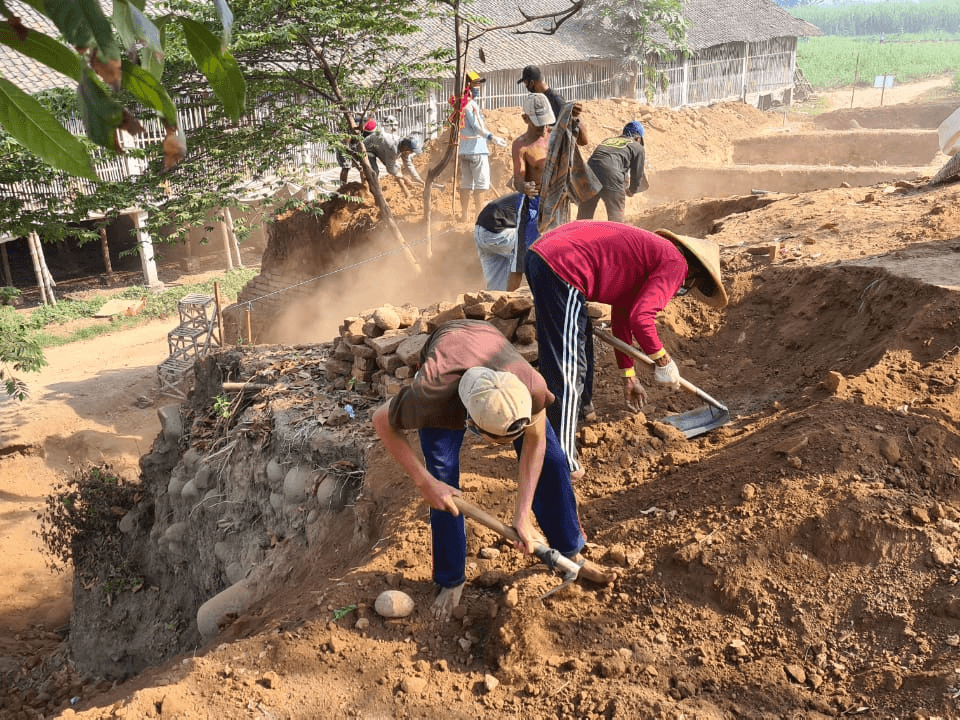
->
xmin=654 ymin=229 xmax=729 ymax=308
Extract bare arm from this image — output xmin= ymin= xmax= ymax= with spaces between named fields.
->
xmin=572 ymin=103 xmax=590 ymax=146
xmin=372 ymin=402 xmax=460 ymax=515
xmin=513 ymin=410 xmax=548 ymax=553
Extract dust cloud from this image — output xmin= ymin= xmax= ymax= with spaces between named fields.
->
xmin=266 ymin=223 xmax=486 ymax=343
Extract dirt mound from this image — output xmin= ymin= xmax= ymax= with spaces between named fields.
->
xmin=38 ymin=258 xmax=960 ymax=720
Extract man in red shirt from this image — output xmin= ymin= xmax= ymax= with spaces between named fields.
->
xmin=526 ymin=222 xmax=728 ymax=478
xmin=372 ymin=319 xmax=585 ymax=621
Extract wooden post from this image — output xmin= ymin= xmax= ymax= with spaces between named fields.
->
xmin=27 ymin=231 xmax=47 ymax=305
xmin=451 ymin=152 xmax=460 ymax=222
xmin=99 ymin=225 xmax=113 ymax=276
xmin=850 ymin=53 xmax=859 ymax=109
xmin=243 ymin=305 xmax=252 ymax=344
xmin=224 ymin=207 xmax=243 ymax=268
xmin=29 ymin=232 xmax=56 ymax=306
xmin=879 ymin=74 xmax=889 ymax=107
xmin=221 ymin=214 xmax=234 ymax=271
xmin=0 ymin=242 xmax=12 ymax=286
xmin=213 ymin=281 xmax=225 ymax=347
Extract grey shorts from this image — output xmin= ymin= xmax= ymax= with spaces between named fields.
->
xmin=458 ymin=154 xmax=490 ymax=190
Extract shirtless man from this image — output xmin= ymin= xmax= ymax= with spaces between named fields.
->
xmin=508 ymin=93 xmax=555 ymax=290
xmin=371 ymin=319 xmax=586 ymax=621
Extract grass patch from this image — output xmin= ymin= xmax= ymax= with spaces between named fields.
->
xmin=797 ymin=35 xmax=960 ymax=89
xmin=27 ymin=268 xmax=256 ymax=348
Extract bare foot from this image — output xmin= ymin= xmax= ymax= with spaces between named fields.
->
xmin=432 ymin=583 xmax=464 ymax=621
xmin=571 ymin=467 xmax=585 ymax=482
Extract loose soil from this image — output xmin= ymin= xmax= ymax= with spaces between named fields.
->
xmin=3 ymin=77 xmax=960 ymax=720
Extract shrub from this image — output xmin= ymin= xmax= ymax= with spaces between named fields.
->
xmin=35 ymin=465 xmax=141 ymax=591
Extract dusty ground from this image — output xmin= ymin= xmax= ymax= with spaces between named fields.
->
xmin=3 ymin=76 xmax=960 ymax=719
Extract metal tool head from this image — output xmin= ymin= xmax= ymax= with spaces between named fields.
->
xmin=533 ymin=546 xmax=582 ymax=601
xmin=661 ymin=404 xmax=731 ymax=438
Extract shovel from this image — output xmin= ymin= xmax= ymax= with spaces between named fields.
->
xmin=452 ymin=497 xmax=616 ymax=600
xmin=593 ymin=327 xmax=731 ymax=438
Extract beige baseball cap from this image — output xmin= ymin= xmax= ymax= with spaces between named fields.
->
xmin=655 ymin=229 xmax=729 ymax=308
xmin=458 ymin=367 xmax=532 ymax=437
xmin=522 ymin=93 xmax=556 ymax=127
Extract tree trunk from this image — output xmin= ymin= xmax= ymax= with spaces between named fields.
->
xmin=359 ymin=153 xmax=422 ymax=274
xmin=99 ymin=225 xmax=113 ymax=276
xmin=0 ymin=242 xmax=12 ymax=286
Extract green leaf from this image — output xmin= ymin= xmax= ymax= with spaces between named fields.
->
xmin=122 ymin=59 xmax=177 ymax=126
xmin=0 ymin=78 xmax=97 ymax=180
xmin=0 ymin=23 xmax=82 ymax=82
xmin=113 ymin=0 xmax=162 ymax=59
xmin=78 ymin=65 xmax=123 ymax=149
xmin=178 ymin=17 xmax=245 ymax=122
xmin=42 ymin=0 xmax=95 ymax=48
xmin=77 ymin=0 xmax=122 ymax=60
xmin=16 ymin=0 xmax=49 ymax=18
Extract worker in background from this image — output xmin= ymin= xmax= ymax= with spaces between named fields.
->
xmin=458 ymin=71 xmax=508 ymax=221
xmin=364 ymin=127 xmax=426 ymax=194
xmin=577 ymin=121 xmax=649 ymax=223
xmin=474 ymin=192 xmax=523 ymax=291
xmin=336 ymin=116 xmax=376 ymax=185
xmin=508 ymin=93 xmax=555 ymax=291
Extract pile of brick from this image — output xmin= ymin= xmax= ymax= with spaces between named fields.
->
xmin=324 ymin=289 xmax=611 ymax=399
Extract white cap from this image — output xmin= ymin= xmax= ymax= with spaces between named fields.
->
xmin=522 ymin=93 xmax=556 ymax=127
xmin=458 ymin=367 xmax=532 ymax=436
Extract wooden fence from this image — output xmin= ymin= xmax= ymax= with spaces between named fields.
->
xmin=1 ymin=41 xmax=799 ymax=210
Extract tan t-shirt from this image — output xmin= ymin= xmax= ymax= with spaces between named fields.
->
xmin=388 ymin=319 xmax=553 ymax=431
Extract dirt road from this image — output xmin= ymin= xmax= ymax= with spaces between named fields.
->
xmin=0 ymin=318 xmax=171 ymax=634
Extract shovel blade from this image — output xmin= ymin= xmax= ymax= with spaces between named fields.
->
xmin=661 ymin=405 xmax=731 ymax=438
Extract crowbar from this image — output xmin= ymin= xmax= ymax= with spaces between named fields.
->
xmin=593 ymin=326 xmax=731 ymax=438
xmin=452 ymin=497 xmax=615 ymax=600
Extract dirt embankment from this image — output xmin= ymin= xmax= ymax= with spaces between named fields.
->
xmin=3 ymin=79 xmax=960 ymax=719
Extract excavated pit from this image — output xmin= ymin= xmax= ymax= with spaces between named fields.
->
xmin=65 ymin=262 xmax=960 ymax=698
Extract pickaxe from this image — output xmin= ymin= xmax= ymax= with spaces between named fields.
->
xmin=452 ymin=496 xmax=615 ymax=600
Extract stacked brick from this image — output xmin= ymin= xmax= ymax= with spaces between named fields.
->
xmin=223 ymin=267 xmax=318 ymax=344
xmin=325 ymin=289 xmax=612 ymax=400
xmin=325 ymin=290 xmax=542 ymax=398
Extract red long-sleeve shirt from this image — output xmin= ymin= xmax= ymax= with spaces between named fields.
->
xmin=531 ymin=221 xmax=687 ymax=369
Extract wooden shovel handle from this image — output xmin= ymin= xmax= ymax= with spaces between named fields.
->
xmin=452 ymin=497 xmax=616 ymax=585
xmin=593 ymin=327 xmax=728 ymax=413
xmin=452 ymin=497 xmax=521 ymax=544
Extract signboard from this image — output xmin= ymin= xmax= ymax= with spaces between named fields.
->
xmin=874 ymin=75 xmax=895 ymax=89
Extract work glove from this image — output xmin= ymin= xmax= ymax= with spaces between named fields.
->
xmin=489 ymin=134 xmax=507 ymax=147
xmin=653 ymin=359 xmax=681 ymax=391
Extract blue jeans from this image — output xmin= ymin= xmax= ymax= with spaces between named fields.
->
xmin=474 ymin=225 xmax=517 ymax=291
xmin=419 ymin=423 xmax=585 ymax=588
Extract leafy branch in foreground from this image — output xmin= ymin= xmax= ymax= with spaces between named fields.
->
xmin=0 ymin=306 xmax=47 ymax=400
xmin=0 ymin=0 xmax=245 ymax=177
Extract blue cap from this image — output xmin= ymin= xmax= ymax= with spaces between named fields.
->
xmin=399 ymin=134 xmax=423 ymax=154
xmin=623 ymin=121 xmax=645 ymax=138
